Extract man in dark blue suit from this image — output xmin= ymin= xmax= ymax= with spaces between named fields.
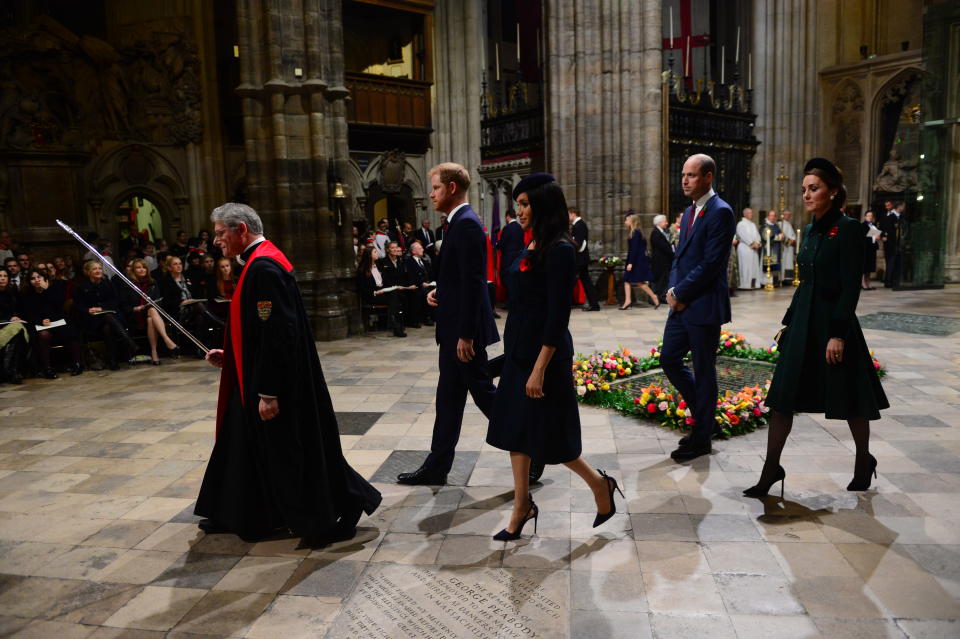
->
xmin=397 ymin=163 xmax=500 ymax=485
xmin=496 ymin=209 xmax=525 ymax=294
xmin=662 ymin=154 xmax=736 ymax=461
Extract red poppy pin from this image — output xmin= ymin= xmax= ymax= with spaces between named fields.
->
xmin=519 ymin=257 xmax=531 ymax=272
xmin=697 ymin=209 xmax=705 ymax=219
xmin=828 ymin=226 xmax=839 ymax=239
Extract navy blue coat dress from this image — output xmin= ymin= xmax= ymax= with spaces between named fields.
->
xmin=486 ymin=242 xmax=582 ymax=464
xmin=624 ymin=230 xmax=654 ymax=283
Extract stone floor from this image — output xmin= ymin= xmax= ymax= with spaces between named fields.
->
xmin=0 ymin=284 xmax=959 ymax=638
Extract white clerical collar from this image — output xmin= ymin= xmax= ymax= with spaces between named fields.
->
xmin=236 ymin=236 xmax=266 ymax=265
xmin=572 ymin=216 xmax=582 ymax=225
xmin=694 ymin=189 xmax=716 ymax=211
xmin=447 ymin=202 xmax=470 ymax=225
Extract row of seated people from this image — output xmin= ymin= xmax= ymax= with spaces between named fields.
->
xmin=356 ymin=240 xmax=435 ymax=338
xmin=0 ymin=256 xmax=235 ymax=384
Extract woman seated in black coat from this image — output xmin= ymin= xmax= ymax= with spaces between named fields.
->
xmin=21 ymin=268 xmax=83 ymax=378
xmin=356 ymin=247 xmax=406 ymax=337
xmin=485 ymin=173 xmax=622 ymax=541
xmin=122 ymin=258 xmax=179 ymax=365
xmin=74 ymin=260 xmax=137 ymax=370
xmin=158 ymin=254 xmax=220 ymax=352
xmin=0 ymin=267 xmax=28 ymax=383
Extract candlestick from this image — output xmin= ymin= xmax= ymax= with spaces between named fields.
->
xmin=536 ymin=28 xmax=541 ymax=67
xmin=735 ymin=27 xmax=740 ymax=63
xmin=495 ymin=43 xmax=500 ymax=81
xmin=721 ymin=46 xmax=725 ymax=84
xmin=669 ymin=6 xmax=674 ymax=48
xmin=516 ymin=23 xmax=521 ymax=62
xmin=685 ymin=36 xmax=691 ymax=76
xmin=748 ymin=53 xmax=752 ymax=90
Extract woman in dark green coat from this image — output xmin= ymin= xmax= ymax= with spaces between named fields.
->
xmin=745 ymin=158 xmax=888 ymax=498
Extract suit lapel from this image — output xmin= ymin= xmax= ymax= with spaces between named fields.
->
xmin=677 ymin=194 xmax=717 ymax=258
xmin=676 ymin=205 xmax=695 ymax=257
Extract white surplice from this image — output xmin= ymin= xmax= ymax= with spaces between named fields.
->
xmin=735 ymin=218 xmax=762 ymax=289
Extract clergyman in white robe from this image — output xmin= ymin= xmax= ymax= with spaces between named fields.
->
xmin=736 ymin=217 xmax=763 ymax=289
xmin=781 ymin=216 xmax=797 ymax=276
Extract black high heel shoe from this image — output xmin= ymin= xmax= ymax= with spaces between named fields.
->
xmin=619 ymin=302 xmax=633 ymax=310
xmin=847 ymin=454 xmax=878 ymax=491
xmin=743 ymin=464 xmax=786 ymax=498
xmin=592 ymin=469 xmax=624 ymax=528
xmin=493 ymin=498 xmax=538 ymax=541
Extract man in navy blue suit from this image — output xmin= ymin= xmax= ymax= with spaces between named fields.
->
xmin=496 ymin=209 xmax=525 ymax=295
xmin=397 ymin=163 xmax=500 ymax=485
xmin=662 ymin=154 xmax=736 ymax=461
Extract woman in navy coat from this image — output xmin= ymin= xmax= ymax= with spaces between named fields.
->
xmin=486 ymin=173 xmax=623 ymax=541
xmin=621 ymin=212 xmax=660 ymax=310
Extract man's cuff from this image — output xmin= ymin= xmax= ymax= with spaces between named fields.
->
xmin=258 ymin=393 xmax=277 ymax=399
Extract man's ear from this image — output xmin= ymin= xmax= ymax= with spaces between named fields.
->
xmin=236 ymin=222 xmax=248 ymax=236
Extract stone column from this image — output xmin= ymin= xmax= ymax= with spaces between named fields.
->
xmin=236 ymin=0 xmax=356 ymax=340
xmin=544 ymin=1 xmax=662 ymax=255
xmin=751 ymin=0 xmax=820 ymax=225
xmin=428 ymin=0 xmax=484 ymax=218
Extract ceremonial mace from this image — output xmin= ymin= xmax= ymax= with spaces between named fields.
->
xmin=56 ymin=219 xmax=211 ymax=355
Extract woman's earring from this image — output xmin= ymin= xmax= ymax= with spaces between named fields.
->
xmin=830 ymin=195 xmax=835 ymax=200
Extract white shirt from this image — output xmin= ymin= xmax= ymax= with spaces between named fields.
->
xmin=571 ymin=217 xmax=587 ymax=252
xmin=446 ymin=202 xmax=470 ymax=226
xmin=236 ymin=237 xmax=266 ymax=266
xmin=690 ymin=188 xmax=716 ymax=228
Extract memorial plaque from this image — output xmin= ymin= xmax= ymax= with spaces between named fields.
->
xmin=613 ymin=357 xmax=775 ymax=396
xmin=327 ymin=564 xmax=569 ymax=638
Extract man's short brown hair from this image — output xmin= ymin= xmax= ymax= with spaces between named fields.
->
xmin=428 ymin=163 xmax=471 ymax=193
xmin=568 ymin=206 xmax=580 ymax=215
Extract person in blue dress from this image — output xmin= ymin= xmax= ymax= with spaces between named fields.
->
xmin=621 ymin=212 xmax=660 ymax=310
xmin=485 ymin=173 xmax=623 ymax=541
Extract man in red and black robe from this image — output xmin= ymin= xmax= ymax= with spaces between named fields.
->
xmin=195 ymin=203 xmax=381 ymax=545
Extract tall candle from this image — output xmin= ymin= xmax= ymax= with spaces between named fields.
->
xmin=669 ymin=6 xmax=674 ymax=48
xmin=495 ymin=43 xmax=500 ymax=80
xmin=735 ymin=27 xmax=740 ymax=63
xmin=685 ymin=36 xmax=691 ymax=75
xmin=721 ymin=45 xmax=725 ymax=84
xmin=516 ymin=23 xmax=521 ymax=61
xmin=748 ymin=53 xmax=752 ymax=89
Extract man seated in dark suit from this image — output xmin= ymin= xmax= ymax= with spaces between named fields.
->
xmin=402 ymin=241 xmax=434 ymax=327
xmin=398 ymin=163 xmax=499 ymax=485
xmin=496 ymin=209 xmax=525 ymax=296
xmin=662 ymin=153 xmax=736 ymax=461
xmin=415 ymin=219 xmax=437 ymax=259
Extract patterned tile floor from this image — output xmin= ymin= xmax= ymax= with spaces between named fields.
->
xmin=0 ymin=284 xmax=958 ymax=638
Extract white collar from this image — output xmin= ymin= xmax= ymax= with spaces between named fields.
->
xmin=236 ymin=237 xmax=266 ymax=265
xmin=447 ymin=202 xmax=470 ymax=224
xmin=694 ymin=189 xmax=715 ymax=211
xmin=572 ymin=216 xmax=582 ymax=225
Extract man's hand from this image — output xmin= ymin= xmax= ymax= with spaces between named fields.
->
xmin=626 ymin=264 xmax=633 ymax=272
xmin=456 ymin=337 xmax=475 ymax=362
xmin=666 ymin=289 xmax=687 ymax=312
xmin=205 ymin=348 xmax=224 ymax=368
xmin=259 ymin=397 xmax=279 ymax=421
xmin=427 ymin=289 xmax=438 ymax=307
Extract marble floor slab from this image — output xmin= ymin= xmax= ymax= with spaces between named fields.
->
xmin=0 ymin=285 xmax=958 ymax=637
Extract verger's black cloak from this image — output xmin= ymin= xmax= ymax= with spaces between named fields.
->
xmin=195 ymin=240 xmax=381 ymax=541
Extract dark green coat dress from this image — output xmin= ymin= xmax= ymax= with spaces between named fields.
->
xmin=765 ymin=208 xmax=889 ymax=420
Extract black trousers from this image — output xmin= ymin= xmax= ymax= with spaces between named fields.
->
xmin=884 ymin=247 xmax=901 ymax=287
xmin=576 ymin=262 xmax=600 ymax=307
xmin=424 ymin=340 xmax=497 ymax=474
xmin=652 ymin=266 xmax=670 ymax=300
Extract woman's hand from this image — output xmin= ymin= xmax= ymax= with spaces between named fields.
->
xmin=525 ymin=368 xmax=545 ymax=399
xmin=374 ymin=289 xmax=383 ymax=296
xmin=626 ymin=264 xmax=632 ymax=271
xmin=10 ymin=316 xmax=21 ymax=322
xmin=825 ymin=338 xmax=845 ymax=365
xmin=42 ymin=319 xmax=51 ymax=326
xmin=89 ymin=307 xmax=102 ymax=314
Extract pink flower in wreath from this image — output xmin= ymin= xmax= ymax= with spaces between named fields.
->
xmin=724 ymin=340 xmax=732 ymax=347
xmin=634 ymin=397 xmax=641 ymax=405
xmin=685 ymin=417 xmax=695 ymax=425
xmin=753 ymin=407 xmax=762 ymax=417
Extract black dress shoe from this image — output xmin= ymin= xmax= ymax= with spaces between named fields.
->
xmin=397 ymin=466 xmax=447 ymax=485
xmin=582 ymin=305 xmax=601 ymax=312
xmin=670 ymin=445 xmax=711 ymax=461
xmin=679 ymin=426 xmax=724 ymax=446
xmin=423 ymin=319 xmax=435 ymax=326
xmin=198 ymin=518 xmax=230 ymax=534
xmin=40 ymin=368 xmax=59 ymax=379
xmin=69 ymin=363 xmax=83 ymax=376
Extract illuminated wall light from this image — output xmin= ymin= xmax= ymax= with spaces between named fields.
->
xmin=233 ymin=45 xmax=239 ymax=58
xmin=916 ymin=193 xmax=924 ymax=201
xmin=294 ymin=67 xmax=303 ymax=78
xmin=919 ymin=153 xmax=926 ymax=159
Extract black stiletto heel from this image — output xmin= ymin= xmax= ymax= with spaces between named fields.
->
xmin=619 ymin=303 xmax=633 ymax=311
xmin=493 ymin=498 xmax=539 ymax=541
xmin=593 ymin=469 xmax=624 ymax=528
xmin=743 ymin=464 xmax=786 ymax=498
xmin=847 ymin=454 xmax=878 ymax=491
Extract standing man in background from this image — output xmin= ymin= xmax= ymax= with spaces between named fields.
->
xmin=569 ymin=207 xmax=600 ymax=311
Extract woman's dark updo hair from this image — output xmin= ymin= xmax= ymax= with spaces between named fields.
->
xmin=522 ymin=180 xmax=574 ymax=268
xmin=803 ymin=158 xmax=847 ymax=210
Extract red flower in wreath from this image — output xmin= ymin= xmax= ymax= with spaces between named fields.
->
xmin=828 ymin=226 xmax=839 ymax=238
